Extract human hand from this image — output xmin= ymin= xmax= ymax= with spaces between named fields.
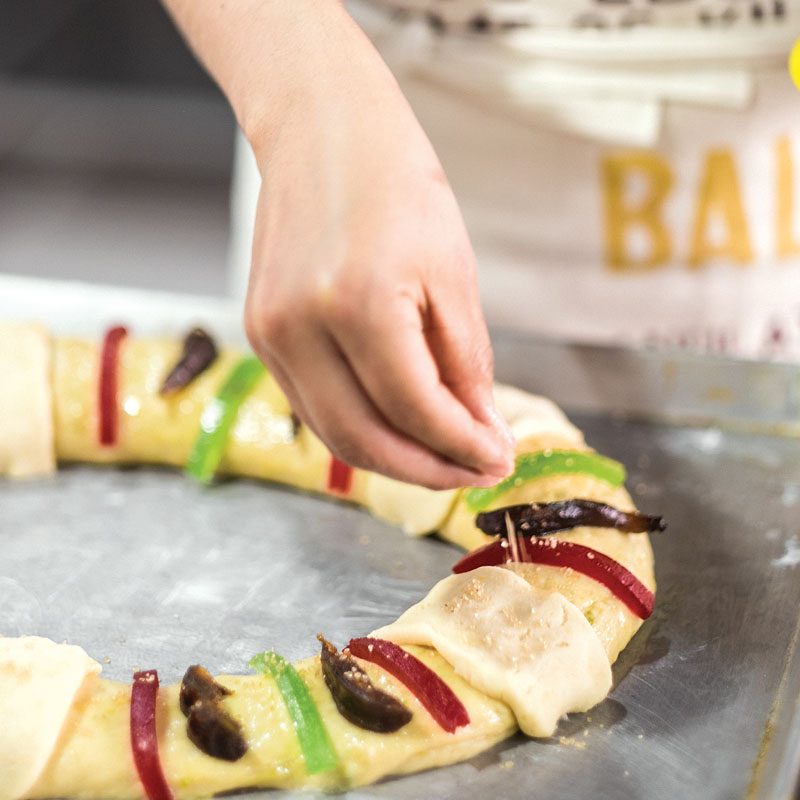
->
xmin=239 ymin=5 xmax=515 ymax=490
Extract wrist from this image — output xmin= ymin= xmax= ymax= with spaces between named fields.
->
xmin=163 ymin=0 xmax=364 ymax=165
xmin=230 ymin=1 xmax=372 ymax=165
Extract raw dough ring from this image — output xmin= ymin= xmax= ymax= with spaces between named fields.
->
xmin=0 ymin=327 xmax=655 ymax=799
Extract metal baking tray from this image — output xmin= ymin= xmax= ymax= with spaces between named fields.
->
xmin=1 ymin=318 xmax=799 ymax=800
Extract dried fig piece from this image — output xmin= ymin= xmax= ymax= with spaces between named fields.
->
xmin=180 ymin=665 xmax=247 ymax=762
xmin=185 ymin=699 xmax=248 ymax=763
xmin=290 ymin=412 xmax=302 ymax=438
xmin=179 ymin=664 xmax=231 ymax=716
xmin=347 ymin=637 xmax=469 ymax=733
xmin=160 ymin=328 xmax=218 ymax=395
xmin=476 ymin=499 xmax=666 ymax=538
xmin=318 ymin=635 xmax=412 ymax=734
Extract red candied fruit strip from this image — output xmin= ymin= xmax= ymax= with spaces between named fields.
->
xmin=98 ymin=325 xmax=128 ymax=446
xmin=327 ymin=457 xmax=353 ymax=495
xmin=347 ymin=637 xmax=470 ymax=733
xmin=452 ymin=538 xmax=654 ymax=620
xmin=130 ymin=670 xmax=174 ymax=800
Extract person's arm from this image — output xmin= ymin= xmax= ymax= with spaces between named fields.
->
xmin=161 ymin=0 xmax=515 ymax=490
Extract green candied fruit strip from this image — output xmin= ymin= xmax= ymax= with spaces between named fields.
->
xmin=249 ymin=651 xmax=339 ymax=775
xmin=185 ymin=355 xmax=266 ymax=484
xmin=464 ymin=450 xmax=627 ymax=512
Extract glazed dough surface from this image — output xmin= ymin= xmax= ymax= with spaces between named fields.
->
xmin=26 ymin=649 xmax=516 ymax=800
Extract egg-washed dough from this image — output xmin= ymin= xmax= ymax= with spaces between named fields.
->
xmin=23 ymin=643 xmax=516 ymax=799
xmin=0 ymin=327 xmax=657 ymax=799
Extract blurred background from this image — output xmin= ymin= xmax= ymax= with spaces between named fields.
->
xmin=0 ymin=0 xmax=235 ymax=295
xmin=3 ymin=1 xmax=798 ymax=357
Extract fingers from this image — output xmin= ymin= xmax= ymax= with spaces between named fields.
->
xmin=248 ymin=317 xmax=502 ymax=490
xmin=330 ymin=290 xmax=514 ymax=480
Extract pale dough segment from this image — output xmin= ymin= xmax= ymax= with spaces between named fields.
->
xmin=0 ymin=324 xmax=55 ymax=477
xmin=361 ymin=472 xmax=460 ymax=535
xmin=493 ymin=383 xmax=586 ymax=449
xmin=372 ymin=566 xmax=612 ymax=737
xmin=0 ymin=637 xmax=101 ymax=800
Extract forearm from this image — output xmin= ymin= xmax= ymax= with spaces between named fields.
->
xmin=161 ymin=0 xmax=392 ymax=159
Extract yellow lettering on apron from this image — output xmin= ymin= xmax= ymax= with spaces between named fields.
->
xmin=602 ymin=152 xmax=673 ymax=271
xmin=776 ymin=136 xmax=800 ymax=258
xmin=688 ymin=149 xmax=753 ymax=268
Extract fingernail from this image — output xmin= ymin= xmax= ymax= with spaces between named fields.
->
xmin=482 ymin=449 xmax=515 ymax=480
xmin=479 ymin=454 xmax=515 ymax=483
xmin=470 ymin=472 xmax=504 ymax=488
xmin=482 ymin=403 xmax=515 ymax=449
xmin=493 ymin=410 xmax=517 ymax=450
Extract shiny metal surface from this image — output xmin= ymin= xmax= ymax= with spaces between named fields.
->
xmin=2 ymin=336 xmax=800 ymax=800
